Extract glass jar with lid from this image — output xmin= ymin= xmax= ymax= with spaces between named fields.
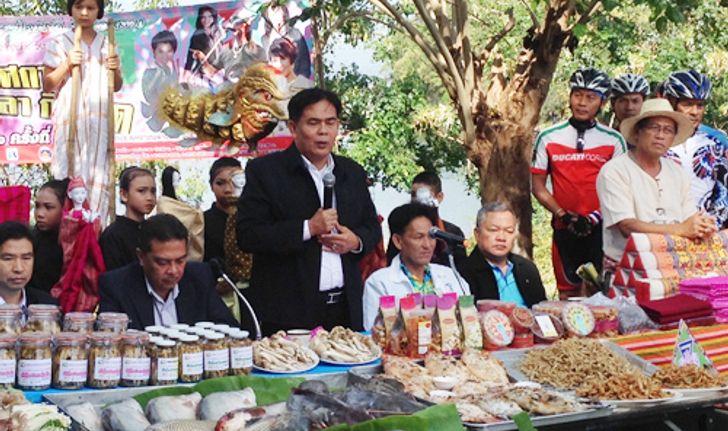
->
xmin=52 ymin=332 xmax=88 ymax=389
xmin=151 ymin=339 xmax=178 ymax=386
xmin=195 ymin=321 xmax=215 ymax=329
xmin=63 ymin=312 xmax=96 ymax=333
xmin=144 ymin=326 xmax=164 ymax=336
xmin=87 ymin=332 xmax=122 ymax=388
xmin=17 ymin=332 xmax=52 ymax=390
xmin=96 ymin=312 xmax=129 ymax=333
xmin=211 ymin=324 xmax=230 ymax=333
xmin=0 ymin=334 xmax=16 ymax=389
xmin=169 ymin=323 xmax=190 ymax=331
xmin=178 ymin=334 xmax=203 ymax=383
xmin=26 ymin=304 xmax=61 ymax=334
xmin=0 ymin=304 xmax=22 ymax=335
xmin=228 ymin=330 xmax=253 ymax=376
xmin=203 ymin=332 xmax=229 ymax=379
xmin=121 ymin=331 xmax=150 ymax=387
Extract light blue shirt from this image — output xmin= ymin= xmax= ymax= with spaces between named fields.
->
xmin=145 ymin=278 xmax=180 ymax=327
xmin=489 ymin=260 xmax=526 ymax=307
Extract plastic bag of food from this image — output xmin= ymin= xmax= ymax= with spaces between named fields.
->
xmin=531 ymin=313 xmax=564 ymax=344
xmin=430 ymin=295 xmax=462 ymax=356
xmin=387 ymin=296 xmax=416 ymax=356
xmin=582 ymin=292 xmax=621 ymax=337
xmin=561 ymin=303 xmax=595 ymax=337
xmin=480 ymin=310 xmax=514 ymax=350
xmin=423 ymin=294 xmax=438 ymax=318
xmin=458 ymin=295 xmax=482 ymax=350
xmin=404 ymin=309 xmax=432 ymax=359
xmin=372 ymin=295 xmax=397 ymax=349
xmin=614 ymin=295 xmax=657 ymax=334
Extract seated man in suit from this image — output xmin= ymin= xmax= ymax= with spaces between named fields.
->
xmin=99 ymin=214 xmax=238 ymax=330
xmin=0 ymin=221 xmax=57 ymax=310
xmin=461 ymin=202 xmax=546 ymax=307
xmin=363 ymin=203 xmax=469 ymax=329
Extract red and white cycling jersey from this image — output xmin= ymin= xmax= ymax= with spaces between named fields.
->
xmin=531 ymin=120 xmax=626 ymax=217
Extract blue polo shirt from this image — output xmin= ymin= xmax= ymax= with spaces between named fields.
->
xmin=489 ymin=260 xmax=526 ymax=307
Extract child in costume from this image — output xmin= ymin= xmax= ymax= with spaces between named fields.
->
xmin=42 ymin=0 xmax=122 ymax=223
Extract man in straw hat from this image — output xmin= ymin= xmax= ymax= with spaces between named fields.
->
xmin=596 ymin=99 xmax=717 ymax=266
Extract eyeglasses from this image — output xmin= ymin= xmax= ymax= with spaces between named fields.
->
xmin=643 ymin=124 xmax=676 ymax=136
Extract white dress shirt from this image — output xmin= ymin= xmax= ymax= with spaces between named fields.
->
xmin=300 ymin=154 xmax=345 ymax=291
xmin=145 ymin=278 xmax=180 ymax=326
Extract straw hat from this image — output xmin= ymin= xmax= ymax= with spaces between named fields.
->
xmin=620 ymin=98 xmax=693 ymax=146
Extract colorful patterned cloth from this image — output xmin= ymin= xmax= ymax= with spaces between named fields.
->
xmin=0 ymin=186 xmax=30 ymax=224
xmin=612 ymin=324 xmax=728 ymax=375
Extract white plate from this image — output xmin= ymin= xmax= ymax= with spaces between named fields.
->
xmin=253 ymin=346 xmax=320 ymax=374
xmin=318 ymin=350 xmax=381 ymax=366
xmin=602 ymin=389 xmax=682 ymax=407
xmin=668 ymin=385 xmax=728 ymax=399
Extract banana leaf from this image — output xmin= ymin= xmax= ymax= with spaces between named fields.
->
xmin=133 ymin=375 xmax=304 ymax=409
xmin=324 ymin=404 xmax=465 ymax=431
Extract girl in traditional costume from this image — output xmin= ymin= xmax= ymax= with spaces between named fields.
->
xmin=42 ymin=0 xmax=122 ymax=223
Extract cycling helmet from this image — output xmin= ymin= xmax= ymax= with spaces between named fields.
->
xmin=569 ymin=67 xmax=611 ymax=98
xmin=611 ymin=73 xmax=650 ymax=98
xmin=663 ymin=70 xmax=712 ymax=100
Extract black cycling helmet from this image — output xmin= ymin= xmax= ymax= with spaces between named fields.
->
xmin=569 ymin=67 xmax=611 ymax=98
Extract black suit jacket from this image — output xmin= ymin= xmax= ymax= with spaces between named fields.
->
xmin=236 ymin=144 xmax=381 ymax=332
xmin=25 ymin=286 xmax=58 ymax=306
xmin=98 ymin=262 xmax=238 ymax=330
xmin=460 ymin=248 xmax=546 ymax=307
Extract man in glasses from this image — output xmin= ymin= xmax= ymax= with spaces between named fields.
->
xmin=531 ymin=67 xmax=626 ymax=298
xmin=597 ymin=99 xmax=715 ymax=269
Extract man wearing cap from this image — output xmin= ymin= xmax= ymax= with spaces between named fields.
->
xmin=597 ymin=99 xmax=716 ymax=266
xmin=663 ymin=70 xmax=728 ymax=228
xmin=531 ymin=67 xmax=626 ymax=298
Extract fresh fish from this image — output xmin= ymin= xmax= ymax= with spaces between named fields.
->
xmin=146 ymin=393 xmax=202 ymax=424
xmin=145 ymin=420 xmax=216 ymax=431
xmin=198 ymin=388 xmax=257 ymax=421
xmin=65 ymin=402 xmax=102 ymax=431
xmin=337 ymin=386 xmax=426 ymax=417
xmin=102 ymin=399 xmax=151 ymax=431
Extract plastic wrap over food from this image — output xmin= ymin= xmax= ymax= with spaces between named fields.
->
xmin=145 ymin=392 xmax=202 ymax=424
xmin=101 ymin=398 xmax=151 ymax=431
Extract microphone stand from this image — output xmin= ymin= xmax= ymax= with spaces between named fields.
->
xmin=443 ymin=242 xmax=467 ymax=295
xmin=219 ymin=272 xmax=262 ymax=341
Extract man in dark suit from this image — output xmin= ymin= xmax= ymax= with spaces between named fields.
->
xmin=236 ymin=88 xmax=381 ymax=334
xmin=99 ymin=214 xmax=237 ymax=330
xmin=0 ymin=222 xmax=57 ymax=309
xmin=461 ymin=202 xmax=546 ymax=307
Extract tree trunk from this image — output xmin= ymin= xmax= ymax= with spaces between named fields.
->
xmin=311 ymin=15 xmax=326 ymax=88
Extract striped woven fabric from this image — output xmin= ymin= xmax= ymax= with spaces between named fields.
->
xmin=612 ymin=324 xmax=728 ymax=375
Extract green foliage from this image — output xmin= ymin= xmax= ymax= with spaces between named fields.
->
xmin=327 ymin=66 xmax=467 ymax=191
xmin=133 ymin=0 xmax=178 ymax=11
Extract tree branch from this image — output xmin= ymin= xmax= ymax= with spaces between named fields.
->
xmin=570 ymin=0 xmax=601 ymax=29
xmin=478 ymin=7 xmax=516 ymax=63
xmin=519 ymin=0 xmax=539 ymax=28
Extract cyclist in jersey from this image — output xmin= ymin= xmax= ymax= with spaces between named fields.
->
xmin=531 ymin=67 xmax=626 ymax=297
xmin=664 ymin=70 xmax=728 ymax=228
xmin=609 ymin=73 xmax=650 ymax=134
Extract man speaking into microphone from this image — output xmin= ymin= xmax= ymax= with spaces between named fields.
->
xmin=236 ymin=88 xmax=381 ymax=334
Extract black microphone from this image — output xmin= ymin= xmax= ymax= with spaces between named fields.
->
xmin=209 ymin=258 xmax=262 ymax=340
xmin=323 ymin=172 xmax=335 ymax=209
xmin=428 ymin=226 xmax=465 ymax=246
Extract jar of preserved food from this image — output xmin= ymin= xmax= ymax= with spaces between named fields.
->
xmin=169 ymin=323 xmax=190 ymax=331
xmin=144 ymin=326 xmax=164 ymax=336
xmin=178 ymin=334 xmax=203 ymax=383
xmin=228 ymin=330 xmax=253 ymax=376
xmin=87 ymin=332 xmax=122 ymax=388
xmin=203 ymin=332 xmax=229 ymax=379
xmin=0 ymin=305 xmax=22 ymax=335
xmin=184 ymin=327 xmax=206 ymax=337
xmin=165 ymin=331 xmax=186 ymax=341
xmin=211 ymin=324 xmax=230 ymax=333
xmin=63 ymin=312 xmax=96 ymax=333
xmin=17 ymin=332 xmax=52 ymax=390
xmin=0 ymin=334 xmax=16 ymax=389
xmin=26 ymin=304 xmax=61 ymax=334
xmin=195 ymin=321 xmax=215 ymax=329
xmin=121 ymin=331 xmax=150 ymax=387
xmin=151 ymin=339 xmax=178 ymax=386
xmin=52 ymin=332 xmax=88 ymax=389
xmin=96 ymin=313 xmax=129 ymax=333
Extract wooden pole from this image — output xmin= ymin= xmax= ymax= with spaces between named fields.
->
xmin=106 ymin=19 xmax=117 ymax=223
xmin=67 ymin=25 xmax=83 ymax=176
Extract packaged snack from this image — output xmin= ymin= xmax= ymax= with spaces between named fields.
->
xmin=179 ymin=334 xmax=204 ymax=382
xmin=121 ymin=331 xmax=151 ymax=387
xmin=532 ymin=301 xmax=568 ymax=319
xmin=511 ymin=332 xmax=534 ymax=348
xmin=561 ymin=303 xmax=596 ymax=337
xmin=17 ymin=332 xmax=53 ymax=390
xmin=510 ymin=306 xmax=535 ymax=334
xmin=387 ymin=296 xmax=416 ymax=356
xmin=372 ymin=296 xmax=397 ymax=349
xmin=587 ymin=305 xmax=619 ymax=337
xmin=404 ymin=310 xmax=431 ymax=359
xmin=531 ymin=313 xmax=565 ymax=343
xmin=458 ymin=296 xmax=482 ymax=350
xmin=151 ymin=339 xmax=178 ymax=386
xmin=408 ymin=293 xmax=423 ymax=307
xmin=87 ymin=332 xmax=122 ymax=388
xmin=228 ymin=330 xmax=253 ymax=376
xmin=480 ymin=310 xmax=514 ymax=350
xmin=203 ymin=332 xmax=229 ymax=379
xmin=476 ymin=299 xmax=516 ymax=316
xmin=430 ymin=295 xmax=462 ymax=356
xmin=52 ymin=332 xmax=88 ymax=389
